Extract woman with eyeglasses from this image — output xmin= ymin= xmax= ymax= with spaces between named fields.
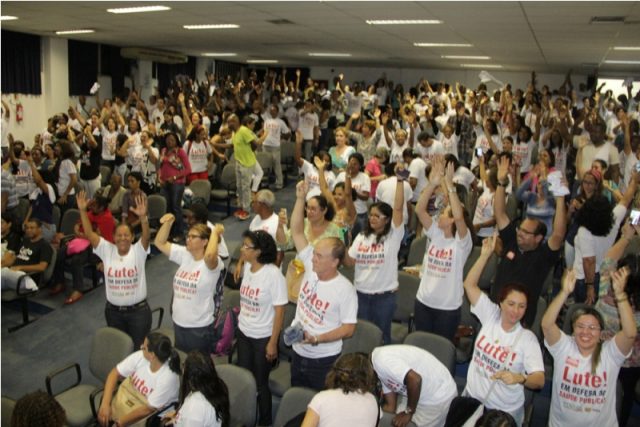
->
xmin=463 ymin=234 xmax=545 ymax=426
xmin=98 ymin=332 xmax=180 ymax=427
xmin=154 ymin=213 xmax=224 ymax=354
xmin=542 ymin=268 xmax=637 ymax=427
xmin=236 ymin=230 xmax=287 ymax=426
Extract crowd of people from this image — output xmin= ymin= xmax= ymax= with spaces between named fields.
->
xmin=2 ymin=67 xmax=640 ymax=427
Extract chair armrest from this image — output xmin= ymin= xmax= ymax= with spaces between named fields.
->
xmin=16 ymin=272 xmax=39 ymax=296
xmin=90 ymin=387 xmax=105 ymax=419
xmin=151 ymin=307 xmax=164 ymax=330
xmin=46 ymin=363 xmax=82 ymax=396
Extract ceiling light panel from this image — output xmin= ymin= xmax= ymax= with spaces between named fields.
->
xmin=0 ymin=16 xmax=18 ymax=21
xmin=308 ymin=53 xmax=352 ymax=57
xmin=604 ymin=60 xmax=640 ymax=65
xmin=461 ymin=64 xmax=503 ymax=68
xmin=613 ymin=47 xmax=640 ymax=51
xmin=247 ymin=59 xmax=278 ymax=64
xmin=366 ymin=19 xmax=442 ymax=25
xmin=442 ymin=55 xmax=490 ymax=60
xmin=107 ymin=6 xmax=171 ymax=14
xmin=414 ymin=43 xmax=472 ymax=47
xmin=183 ymin=24 xmax=239 ymax=30
xmin=55 ymin=29 xmax=95 ymax=35
xmin=202 ymin=53 xmax=237 ymax=57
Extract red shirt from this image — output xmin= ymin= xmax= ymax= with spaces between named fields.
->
xmin=79 ymin=210 xmax=116 ymax=243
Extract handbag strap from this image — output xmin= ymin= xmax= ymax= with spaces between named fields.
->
xmin=482 ymin=326 xmax=524 ymax=404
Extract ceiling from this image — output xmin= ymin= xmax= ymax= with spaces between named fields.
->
xmin=2 ymin=1 xmax=640 ymax=73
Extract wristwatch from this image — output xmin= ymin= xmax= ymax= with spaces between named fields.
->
xmin=520 ymin=373 xmax=529 ymax=384
xmin=403 ymin=408 xmax=414 ymax=415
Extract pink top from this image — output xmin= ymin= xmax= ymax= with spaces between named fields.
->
xmin=365 ymin=158 xmax=383 ymax=197
xmin=159 ymin=148 xmax=191 ymax=185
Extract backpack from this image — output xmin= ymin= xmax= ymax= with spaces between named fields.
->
xmin=212 ymin=305 xmax=239 ymax=356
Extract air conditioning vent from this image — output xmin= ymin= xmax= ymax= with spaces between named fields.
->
xmin=590 ymin=16 xmax=626 ymax=24
xmin=120 ymin=47 xmax=188 ymax=64
xmin=267 ymin=19 xmax=295 ymax=25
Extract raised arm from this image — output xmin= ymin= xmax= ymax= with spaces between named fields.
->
xmin=392 ymin=167 xmax=406 ymax=228
xmin=415 ymin=157 xmax=444 ymax=231
xmin=130 ymin=194 xmax=150 ymax=250
xmin=542 ymin=269 xmax=576 ymax=346
xmin=153 ymin=213 xmax=174 ymax=256
xmin=619 ymin=171 xmax=638 ymax=208
xmin=203 ymin=224 xmax=221 ymax=270
xmin=444 ymin=161 xmax=468 ymax=238
xmin=294 ymin=130 xmax=304 ymax=168
xmin=291 ymin=181 xmax=310 ymax=252
xmin=315 ymin=156 xmax=337 ymax=211
xmin=611 ymin=267 xmax=638 ymax=355
xmin=76 ymin=191 xmax=101 ymax=249
xmin=493 ymin=155 xmax=511 ymax=230
xmin=463 ymin=233 xmax=496 ymax=306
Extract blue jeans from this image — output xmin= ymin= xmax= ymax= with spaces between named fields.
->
xmin=236 ymin=330 xmax=273 ymax=425
xmin=104 ymin=301 xmax=152 ymax=349
xmin=173 ymin=322 xmax=216 ymax=354
xmin=291 ymin=352 xmax=339 ymax=391
xmin=357 ymin=291 xmax=396 ymax=345
xmin=163 ymin=183 xmax=185 ymax=238
xmin=574 ymin=273 xmax=601 ymax=304
xmin=414 ymin=300 xmax=461 ymax=343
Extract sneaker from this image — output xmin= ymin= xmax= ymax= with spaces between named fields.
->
xmin=236 ymin=210 xmax=250 ymax=220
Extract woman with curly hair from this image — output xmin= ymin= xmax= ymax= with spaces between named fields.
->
xmin=172 ymin=350 xmax=230 ymax=427
xmin=301 ymin=353 xmax=379 ymax=427
xmin=11 ymin=390 xmax=66 ymax=427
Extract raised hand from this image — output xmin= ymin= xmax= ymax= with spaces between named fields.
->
xmin=611 ymin=267 xmax=630 ymax=296
xmin=76 ymin=191 xmax=89 ymax=211
xmin=295 ymin=181 xmax=308 ymax=199
xmin=295 ymin=130 xmax=303 ymax=144
xmin=561 ymin=269 xmax=576 ymax=296
xmin=130 ymin=194 xmax=148 ymax=218
xmin=313 ymin=156 xmax=326 ymax=170
xmin=497 ymin=155 xmax=510 ymax=183
xmin=159 ymin=213 xmax=175 ymax=224
xmin=429 ymin=155 xmax=445 ymax=187
xmin=444 ymin=160 xmax=455 ymax=188
xmin=481 ymin=232 xmax=498 ymax=257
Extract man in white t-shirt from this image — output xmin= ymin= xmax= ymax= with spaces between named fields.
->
xmin=375 ymin=170 xmax=413 ymax=225
xmin=289 ymin=181 xmax=358 ymax=390
xmin=403 ymin=149 xmax=428 ymax=203
xmin=298 ymin=99 xmax=319 ymax=160
xmin=261 ymin=104 xmax=291 ymax=189
xmin=574 ymin=121 xmax=620 ymax=182
xmin=150 ymin=98 xmax=166 ymax=129
xmin=415 ymin=130 xmax=445 ymax=165
xmin=373 ymin=345 xmax=457 ymax=427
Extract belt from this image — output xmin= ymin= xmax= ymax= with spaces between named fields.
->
xmin=106 ymin=300 xmax=148 ymax=312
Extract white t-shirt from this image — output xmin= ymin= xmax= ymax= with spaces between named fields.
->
xmin=95 ymin=238 xmax=149 ymax=306
xmin=453 ymin=166 xmax=476 ymax=191
xmin=116 ymin=351 xmax=179 ymax=409
xmin=545 ymin=333 xmax=629 ymax=427
xmin=263 ymin=117 xmax=290 ymax=147
xmin=372 ymin=345 xmax=457 ymax=406
xmin=415 ymin=140 xmax=445 ymax=165
xmin=466 ymin=294 xmax=545 ymax=413
xmin=408 ymin=158 xmax=428 ymax=202
xmin=298 ymin=111 xmax=319 ymax=140
xmin=239 ymin=263 xmax=288 ymax=339
xmin=512 ymin=139 xmax=535 ymax=173
xmin=416 ymin=223 xmax=472 ymax=310
xmin=573 ymin=204 xmax=626 ymax=279
xmin=169 ymin=245 xmax=224 ymax=328
xmin=56 ymin=159 xmax=77 ymax=196
xmin=349 ymin=222 xmax=404 ymax=294
xmin=375 ymin=177 xmax=413 ymax=224
xmin=175 ymin=391 xmax=221 ymax=427
xmin=300 ymin=159 xmax=336 ymax=201
xmin=439 ymin=133 xmax=459 ymax=159
xmin=335 ymin=172 xmax=371 ymax=214
xmin=249 ymin=213 xmax=280 ymax=241
xmin=13 ymin=159 xmax=33 ymax=198
xmin=470 ymin=134 xmax=502 ymax=170
xmin=292 ymin=245 xmax=358 ymax=358
xmin=100 ymin=126 xmax=118 ymax=161
xmin=184 ymin=140 xmax=212 ymax=174
xmin=473 ymin=188 xmax=496 ymax=238
xmin=307 ymin=389 xmax=378 ymax=427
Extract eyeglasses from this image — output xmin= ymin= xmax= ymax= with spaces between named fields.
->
xmin=305 ymin=206 xmax=321 ymax=213
xmin=186 ymin=234 xmax=204 ymax=240
xmin=242 ymin=243 xmax=256 ymax=250
xmin=575 ymin=323 xmax=601 ymax=332
xmin=517 ymin=227 xmax=536 ymax=236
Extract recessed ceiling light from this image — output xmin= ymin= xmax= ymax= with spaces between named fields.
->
xmin=613 ymin=47 xmax=640 ymax=51
xmin=55 ymin=29 xmax=95 ymax=35
xmin=366 ymin=19 xmax=441 ymax=25
xmin=308 ymin=53 xmax=352 ymax=57
xmin=183 ymin=24 xmax=239 ymax=30
xmin=414 ymin=43 xmax=472 ymax=47
xmin=202 ymin=53 xmax=237 ymax=57
xmin=0 ymin=16 xmax=18 ymax=21
xmin=461 ymin=64 xmax=503 ymax=69
xmin=442 ymin=55 xmax=490 ymax=60
xmin=107 ymin=5 xmax=171 ymax=14
xmin=247 ymin=59 xmax=278 ymax=64
xmin=604 ymin=60 xmax=640 ymax=65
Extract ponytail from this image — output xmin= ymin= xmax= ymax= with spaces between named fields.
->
xmin=168 ymin=349 xmax=181 ymax=374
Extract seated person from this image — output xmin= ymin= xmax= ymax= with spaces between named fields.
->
xmin=1 ymin=218 xmax=52 ymax=291
xmin=98 ymin=174 xmax=127 ymax=217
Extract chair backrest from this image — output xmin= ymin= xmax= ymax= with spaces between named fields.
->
xmin=59 ymin=209 xmax=81 ymax=235
xmin=394 ymin=272 xmax=420 ymax=323
xmin=1 ymin=396 xmax=16 ymax=427
xmin=279 ymin=303 xmax=298 ymax=359
xmin=100 ymin=165 xmax=112 ymax=187
xmin=562 ymin=303 xmax=590 ymax=335
xmin=342 ymin=319 xmax=383 ymax=355
xmin=13 ymin=198 xmax=30 ymax=226
xmin=218 ymin=161 xmax=237 ymax=189
xmin=404 ymin=331 xmax=456 ymax=375
xmin=89 ymin=327 xmax=135 ymax=382
xmin=41 ymin=245 xmax=57 ymax=286
xmin=463 ymin=247 xmax=498 ymax=291
xmin=280 ymin=141 xmax=295 ymax=164
xmin=406 ymin=235 xmax=427 ymax=267
xmin=256 ymin=151 xmax=273 ymax=173
xmin=189 ymin=179 xmax=212 ymax=205
xmin=273 ymin=387 xmax=317 ymax=427
xmin=147 ymin=195 xmax=167 ymax=222
xmin=52 ymin=205 xmax=61 ymax=229
xmin=216 ymin=364 xmax=257 ymax=427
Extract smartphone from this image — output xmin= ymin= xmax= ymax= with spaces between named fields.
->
xmin=631 ymin=209 xmax=640 ymax=226
xmin=635 ymin=162 xmax=640 ymax=173
xmin=476 ymin=147 xmax=483 ymax=157
xmin=396 ymin=168 xmax=410 ymax=181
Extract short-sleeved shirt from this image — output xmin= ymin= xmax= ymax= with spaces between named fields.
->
xmin=15 ymin=237 xmax=52 ymax=283
xmin=239 ymin=263 xmax=288 ymax=338
xmin=94 ymin=238 xmax=149 ymax=306
xmin=56 ymin=158 xmax=77 ymax=197
xmin=292 ymin=245 xmax=358 ymax=359
xmin=79 ymin=139 xmax=102 ymax=180
xmin=184 ymin=140 xmax=212 ymax=173
xmin=116 ymin=351 xmax=179 ymax=409
xmin=408 ymin=157 xmax=428 ymax=202
xmin=249 ymin=213 xmax=280 ymax=242
xmin=300 ymin=160 xmax=335 ymax=201
xmin=335 ymin=172 xmax=371 ymax=214
xmin=169 ymin=244 xmax=224 ymax=328
xmin=307 ymin=389 xmax=378 ymax=427
xmin=232 ymin=125 xmax=257 ymax=168
xmin=1 ymin=169 xmax=19 ymax=209
xmin=175 ymin=391 xmax=221 ymax=427
xmin=375 ymin=177 xmax=413 ymax=224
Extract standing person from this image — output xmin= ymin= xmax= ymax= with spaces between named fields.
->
xmin=414 ymin=157 xmax=473 ymax=342
xmin=463 ymin=234 xmax=545 ymax=426
xmin=328 ymin=127 xmax=355 ymax=173
xmin=77 ymin=125 xmax=102 ymax=199
xmin=24 ymin=156 xmax=57 ymax=242
xmin=97 ymin=332 xmax=181 ymax=427
xmin=293 ymin=130 xmax=335 ymax=201
xmin=158 ymin=132 xmax=190 ymax=241
xmin=227 ymin=114 xmax=257 ymax=221
xmin=183 ymin=125 xmax=213 ymax=184
xmin=288 ymin=181 xmax=358 ymax=390
xmin=237 ymin=230 xmax=287 ymax=426
xmin=298 ymin=98 xmax=320 ymax=160
xmin=262 ymin=104 xmax=290 ymax=190
xmin=335 ymin=153 xmax=371 ymax=240
xmin=301 ymin=353 xmax=379 ymax=427
xmin=172 ymin=351 xmax=230 ymax=427
xmin=316 ymin=156 xmax=356 ymax=245
xmin=372 ymin=345 xmax=457 ymax=427
xmin=52 ymin=140 xmax=78 ymax=214
xmin=342 ymin=165 xmax=406 ymax=344
xmin=542 ymin=268 xmax=637 ymax=427
xmin=121 ymin=172 xmax=148 ymax=233
xmin=75 ymin=191 xmax=152 ymax=348
xmin=154 ymin=213 xmax=224 ymax=354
